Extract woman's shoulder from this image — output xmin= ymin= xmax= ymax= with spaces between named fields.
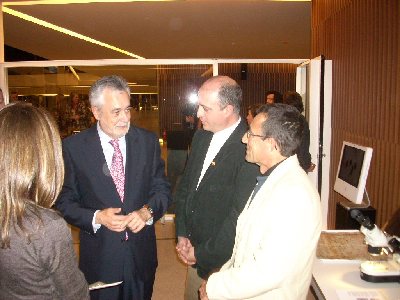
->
xmin=30 ymin=208 xmax=70 ymax=239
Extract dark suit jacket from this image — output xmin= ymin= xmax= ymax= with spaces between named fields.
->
xmin=56 ymin=125 xmax=170 ymax=297
xmin=175 ymin=119 xmax=259 ymax=278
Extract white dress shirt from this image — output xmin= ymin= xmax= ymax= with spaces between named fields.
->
xmin=197 ymin=117 xmax=241 ymax=189
xmin=97 ymin=123 xmax=127 ymax=170
xmin=92 ymin=122 xmax=127 ymax=232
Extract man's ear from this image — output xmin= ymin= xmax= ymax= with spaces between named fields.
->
xmin=270 ymin=138 xmax=279 ymax=152
xmin=225 ymin=104 xmax=234 ymax=114
xmin=91 ymin=106 xmax=100 ymax=121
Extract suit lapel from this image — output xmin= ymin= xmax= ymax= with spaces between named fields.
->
xmin=83 ymin=126 xmax=122 ymax=207
xmin=123 ymin=127 xmax=140 ymax=211
xmin=198 ymin=120 xmax=246 ymax=189
xmin=189 ymin=131 xmax=212 ymax=191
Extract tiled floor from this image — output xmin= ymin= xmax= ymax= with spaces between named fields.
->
xmin=70 ymin=220 xmax=186 ymax=300
xmin=153 ymin=220 xmax=186 ymax=300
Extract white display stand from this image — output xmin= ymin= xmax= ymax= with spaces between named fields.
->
xmin=311 ymin=230 xmax=400 ymax=300
xmin=312 ymin=257 xmax=400 ymax=299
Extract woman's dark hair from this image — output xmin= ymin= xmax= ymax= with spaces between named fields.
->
xmin=283 ymin=91 xmax=304 ymax=113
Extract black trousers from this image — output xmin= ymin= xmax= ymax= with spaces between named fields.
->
xmin=90 ymin=244 xmax=155 ymax=300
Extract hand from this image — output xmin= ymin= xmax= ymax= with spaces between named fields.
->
xmin=95 ymin=208 xmax=128 ymax=232
xmin=186 ymin=245 xmax=196 ymax=265
xmin=176 ymin=236 xmax=190 ymax=250
xmin=122 ymin=209 xmax=148 ymax=233
xmin=176 ymin=237 xmax=191 ymax=263
xmin=199 ymin=280 xmax=209 ymax=300
xmin=176 ymin=237 xmax=196 ymax=265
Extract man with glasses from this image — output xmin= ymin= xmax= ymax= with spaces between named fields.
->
xmin=175 ymin=75 xmax=259 ymax=300
xmin=199 ymin=104 xmax=322 ymax=300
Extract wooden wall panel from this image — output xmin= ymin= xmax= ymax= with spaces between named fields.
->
xmin=158 ymin=65 xmax=210 ymax=133
xmin=312 ymin=0 xmax=400 ymax=228
xmin=218 ymin=63 xmax=297 ymax=116
xmin=158 ymin=63 xmax=297 ymax=133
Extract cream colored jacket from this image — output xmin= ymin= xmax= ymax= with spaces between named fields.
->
xmin=206 ymin=155 xmax=322 ymax=300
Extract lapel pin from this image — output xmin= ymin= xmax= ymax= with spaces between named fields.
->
xmin=211 ymin=161 xmax=216 ymax=166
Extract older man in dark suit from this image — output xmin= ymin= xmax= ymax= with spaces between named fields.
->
xmin=175 ymin=75 xmax=259 ymax=300
xmin=56 ymin=75 xmax=170 ymax=300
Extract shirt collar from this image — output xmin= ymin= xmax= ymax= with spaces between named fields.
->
xmin=96 ymin=122 xmax=125 ymax=144
xmin=213 ymin=117 xmax=241 ymax=139
xmin=260 ymin=157 xmax=287 ymax=178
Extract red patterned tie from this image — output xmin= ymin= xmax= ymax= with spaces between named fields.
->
xmin=109 ymin=139 xmax=125 ymax=202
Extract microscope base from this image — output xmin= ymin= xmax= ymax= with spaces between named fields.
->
xmin=360 ymin=260 xmax=400 ymax=283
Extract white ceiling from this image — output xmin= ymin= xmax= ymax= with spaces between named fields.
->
xmin=2 ymin=0 xmax=311 ymax=60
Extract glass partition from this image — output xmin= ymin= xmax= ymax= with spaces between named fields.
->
xmin=4 ymin=60 xmax=304 ymax=138
xmin=6 ymin=64 xmax=213 ymax=138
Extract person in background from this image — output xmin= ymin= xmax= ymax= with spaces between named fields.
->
xmin=10 ymin=91 xmax=19 ymax=103
xmin=199 ymin=104 xmax=322 ymax=300
xmin=175 ymin=75 xmax=259 ymax=300
xmin=182 ymin=104 xmax=201 ymax=148
xmin=0 ymin=88 xmax=5 ymax=110
xmin=56 ymin=75 xmax=171 ymax=300
xmin=0 ymin=103 xmax=89 ymax=300
xmin=282 ymin=91 xmax=314 ymax=172
xmin=65 ymin=92 xmax=92 ymax=134
xmin=51 ymin=93 xmax=64 ymax=132
xmin=166 ymin=106 xmax=200 ymax=199
xmin=265 ymin=90 xmax=283 ymax=104
xmin=246 ymin=103 xmax=262 ymax=125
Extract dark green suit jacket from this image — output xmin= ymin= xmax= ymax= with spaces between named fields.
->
xmin=175 ymin=119 xmax=260 ymax=278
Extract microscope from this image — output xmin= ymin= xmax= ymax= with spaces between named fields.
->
xmin=350 ymin=209 xmax=400 ymax=283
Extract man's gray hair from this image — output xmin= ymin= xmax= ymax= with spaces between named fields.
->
xmin=89 ymin=75 xmax=130 ymax=107
xmin=257 ymin=103 xmax=304 ymax=157
xmin=217 ymin=82 xmax=242 ymax=115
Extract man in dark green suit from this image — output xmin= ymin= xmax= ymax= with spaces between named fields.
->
xmin=175 ymin=75 xmax=259 ymax=300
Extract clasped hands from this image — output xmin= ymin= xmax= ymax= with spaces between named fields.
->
xmin=95 ymin=207 xmax=151 ymax=233
xmin=176 ymin=236 xmax=196 ymax=265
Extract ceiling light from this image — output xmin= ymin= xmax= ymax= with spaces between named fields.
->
xmin=68 ymin=66 xmax=80 ymax=81
xmin=2 ymin=7 xmax=145 ymax=59
xmin=3 ymin=0 xmax=175 ymax=5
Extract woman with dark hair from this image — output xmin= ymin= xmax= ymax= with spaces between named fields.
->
xmin=0 ymin=103 xmax=89 ymax=300
xmin=282 ymin=91 xmax=304 ymax=113
xmin=64 ymin=92 xmax=92 ymax=134
xmin=283 ymin=91 xmax=315 ymax=172
xmin=246 ymin=103 xmax=263 ymax=125
xmin=265 ymin=90 xmax=283 ymax=104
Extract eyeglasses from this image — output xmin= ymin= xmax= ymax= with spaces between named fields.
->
xmin=246 ymin=129 xmax=266 ymax=139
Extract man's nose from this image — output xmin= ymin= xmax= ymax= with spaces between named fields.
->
xmin=197 ymin=106 xmax=204 ymax=118
xmin=242 ymin=133 xmax=248 ymax=144
xmin=121 ymin=110 xmax=131 ymax=122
